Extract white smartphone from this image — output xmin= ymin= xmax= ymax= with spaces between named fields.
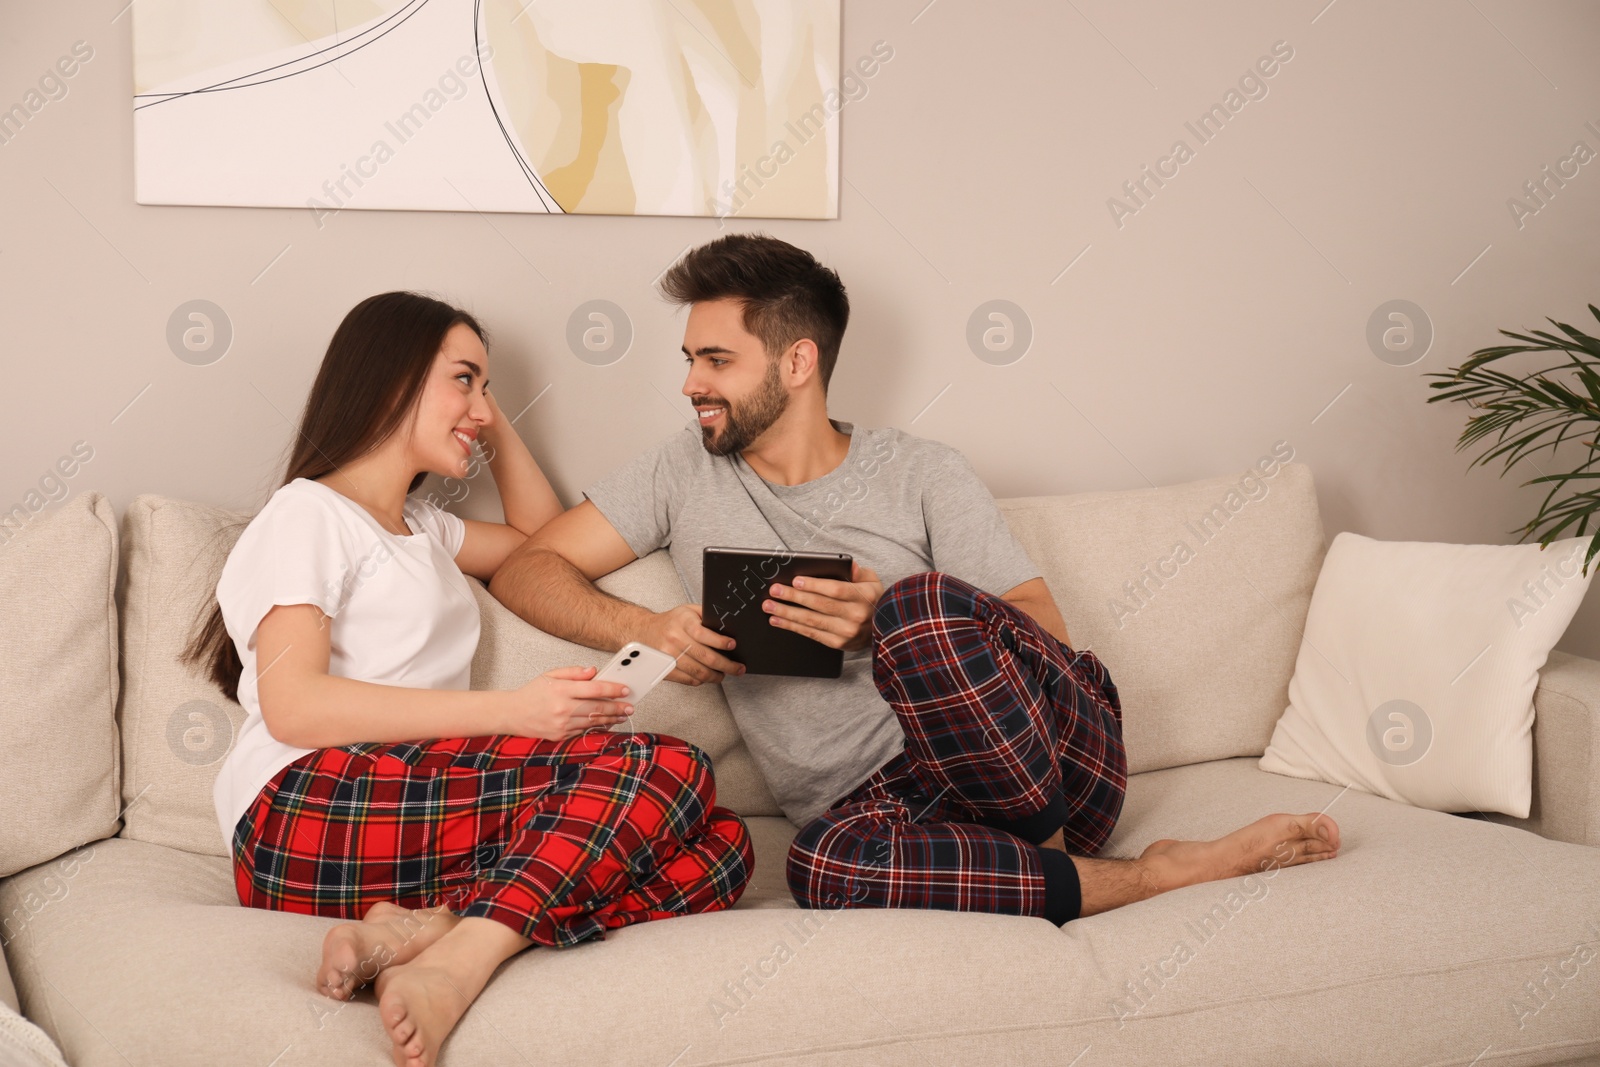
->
xmin=594 ymin=642 xmax=679 ymax=729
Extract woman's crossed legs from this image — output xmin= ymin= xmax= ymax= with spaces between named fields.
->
xmin=233 ymin=729 xmax=751 ymax=1066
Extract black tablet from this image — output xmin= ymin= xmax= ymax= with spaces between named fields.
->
xmin=702 ymin=546 xmax=854 ymax=678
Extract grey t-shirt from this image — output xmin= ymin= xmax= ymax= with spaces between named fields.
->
xmin=583 ymin=419 xmax=1042 ymax=827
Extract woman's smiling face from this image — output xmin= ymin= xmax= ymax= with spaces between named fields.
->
xmin=409 ymin=322 xmax=493 ymax=480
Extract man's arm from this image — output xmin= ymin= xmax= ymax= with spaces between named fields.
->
xmin=488 ymin=500 xmax=648 ymax=651
xmin=487 ymin=500 xmax=745 ymax=685
xmin=1002 ymin=576 xmax=1072 ymax=648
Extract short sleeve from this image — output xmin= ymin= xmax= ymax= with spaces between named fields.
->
xmin=404 ymin=496 xmax=466 ymax=557
xmin=581 ymin=430 xmax=689 ymax=559
xmin=215 ymin=492 xmax=355 ymax=654
xmin=922 ymin=447 xmax=1042 ymax=596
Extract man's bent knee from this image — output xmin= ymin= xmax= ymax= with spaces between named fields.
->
xmin=785 ymin=813 xmax=889 ymax=911
xmin=873 ymin=571 xmax=982 ymax=640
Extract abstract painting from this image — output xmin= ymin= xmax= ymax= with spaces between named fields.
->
xmin=132 ymin=0 xmax=841 ymax=219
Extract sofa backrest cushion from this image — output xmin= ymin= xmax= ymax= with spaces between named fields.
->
xmin=117 ymin=496 xmax=253 ymax=855
xmin=116 ymin=495 xmax=781 ymax=858
xmin=0 ymin=493 xmax=122 ymax=878
xmin=996 ymin=460 xmax=1326 ymax=775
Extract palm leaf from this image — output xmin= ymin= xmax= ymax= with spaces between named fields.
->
xmin=1424 ymin=301 xmax=1600 ymax=573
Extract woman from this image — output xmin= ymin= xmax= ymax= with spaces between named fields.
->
xmin=181 ymin=291 xmax=751 ymax=1067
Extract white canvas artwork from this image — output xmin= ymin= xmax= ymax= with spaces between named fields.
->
xmin=131 ymin=0 xmax=841 ymax=219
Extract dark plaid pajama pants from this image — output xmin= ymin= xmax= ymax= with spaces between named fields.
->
xmin=786 ymin=571 xmax=1127 ymax=925
xmin=232 ymin=730 xmax=752 ymax=948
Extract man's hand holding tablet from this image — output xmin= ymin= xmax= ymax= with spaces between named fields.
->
xmin=698 ymin=548 xmax=885 ymax=678
xmin=635 ymin=549 xmax=886 ymax=683
xmin=758 ymin=559 xmax=884 ymax=652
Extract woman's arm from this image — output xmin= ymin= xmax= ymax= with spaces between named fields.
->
xmin=450 ymin=390 xmax=565 ymax=582
xmin=479 ymin=389 xmax=562 ymax=537
xmin=254 ymin=603 xmax=632 ymax=749
xmin=256 ymin=605 xmax=506 ymax=747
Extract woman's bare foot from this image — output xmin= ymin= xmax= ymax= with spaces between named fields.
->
xmin=375 ymin=916 xmax=532 ymax=1067
xmin=317 ymin=902 xmax=462 ymax=1001
xmin=1139 ymin=812 xmax=1341 ymax=892
xmin=376 ymin=962 xmax=473 ymax=1067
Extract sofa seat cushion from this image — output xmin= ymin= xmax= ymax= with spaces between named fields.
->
xmin=5 ymin=760 xmax=1596 ymax=1066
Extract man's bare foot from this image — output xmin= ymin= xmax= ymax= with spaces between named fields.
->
xmin=317 ymin=902 xmax=461 ymax=1001
xmin=1138 ymin=812 xmax=1341 ymax=892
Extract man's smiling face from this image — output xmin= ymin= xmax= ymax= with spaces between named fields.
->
xmin=680 ymin=297 xmax=791 ymax=457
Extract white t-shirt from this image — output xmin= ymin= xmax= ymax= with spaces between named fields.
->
xmin=211 ymin=477 xmax=480 ymax=853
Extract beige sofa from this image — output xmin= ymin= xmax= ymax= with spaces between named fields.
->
xmin=2 ymin=462 xmax=1597 ymax=1066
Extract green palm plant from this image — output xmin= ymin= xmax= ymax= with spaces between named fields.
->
xmin=1424 ymin=303 xmax=1600 ymax=576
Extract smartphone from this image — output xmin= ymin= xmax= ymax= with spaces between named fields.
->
xmin=593 ymin=641 xmax=679 ymax=729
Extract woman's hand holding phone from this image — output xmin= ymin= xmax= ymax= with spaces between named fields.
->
xmin=504 ymin=666 xmax=634 ymax=740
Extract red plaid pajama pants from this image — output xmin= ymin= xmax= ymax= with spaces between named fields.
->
xmin=786 ymin=571 xmax=1127 ymax=925
xmin=232 ymin=730 xmax=752 ymax=947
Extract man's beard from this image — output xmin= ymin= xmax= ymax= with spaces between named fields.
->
xmin=698 ymin=358 xmax=789 ymax=457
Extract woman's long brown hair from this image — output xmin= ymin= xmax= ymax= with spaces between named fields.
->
xmin=179 ymin=291 xmax=486 ymax=702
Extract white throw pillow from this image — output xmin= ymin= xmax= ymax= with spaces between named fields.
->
xmin=1259 ymin=531 xmax=1595 ymax=817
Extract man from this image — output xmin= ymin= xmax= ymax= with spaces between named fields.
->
xmin=489 ymin=234 xmax=1340 ymax=927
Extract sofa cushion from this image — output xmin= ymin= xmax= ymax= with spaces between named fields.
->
xmin=1260 ymin=532 xmax=1594 ymax=819
xmin=115 ymin=496 xmax=254 ymax=855
xmin=5 ymin=759 xmax=1597 ymax=1066
xmin=0 ymin=492 xmax=122 ymax=878
xmin=997 ymin=459 xmax=1325 ymax=775
xmin=115 ymin=495 xmax=781 ymax=858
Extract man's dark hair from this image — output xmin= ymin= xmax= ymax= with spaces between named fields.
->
xmin=658 ymin=233 xmax=850 ymax=392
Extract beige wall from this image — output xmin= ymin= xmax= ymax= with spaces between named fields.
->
xmin=4 ymin=1 xmax=1600 ymax=656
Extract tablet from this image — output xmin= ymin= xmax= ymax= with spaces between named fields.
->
xmin=702 ymin=546 xmax=854 ymax=678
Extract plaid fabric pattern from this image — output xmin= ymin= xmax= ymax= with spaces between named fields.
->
xmin=786 ymin=571 xmax=1127 ymax=919
xmin=232 ymin=730 xmax=752 ymax=948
